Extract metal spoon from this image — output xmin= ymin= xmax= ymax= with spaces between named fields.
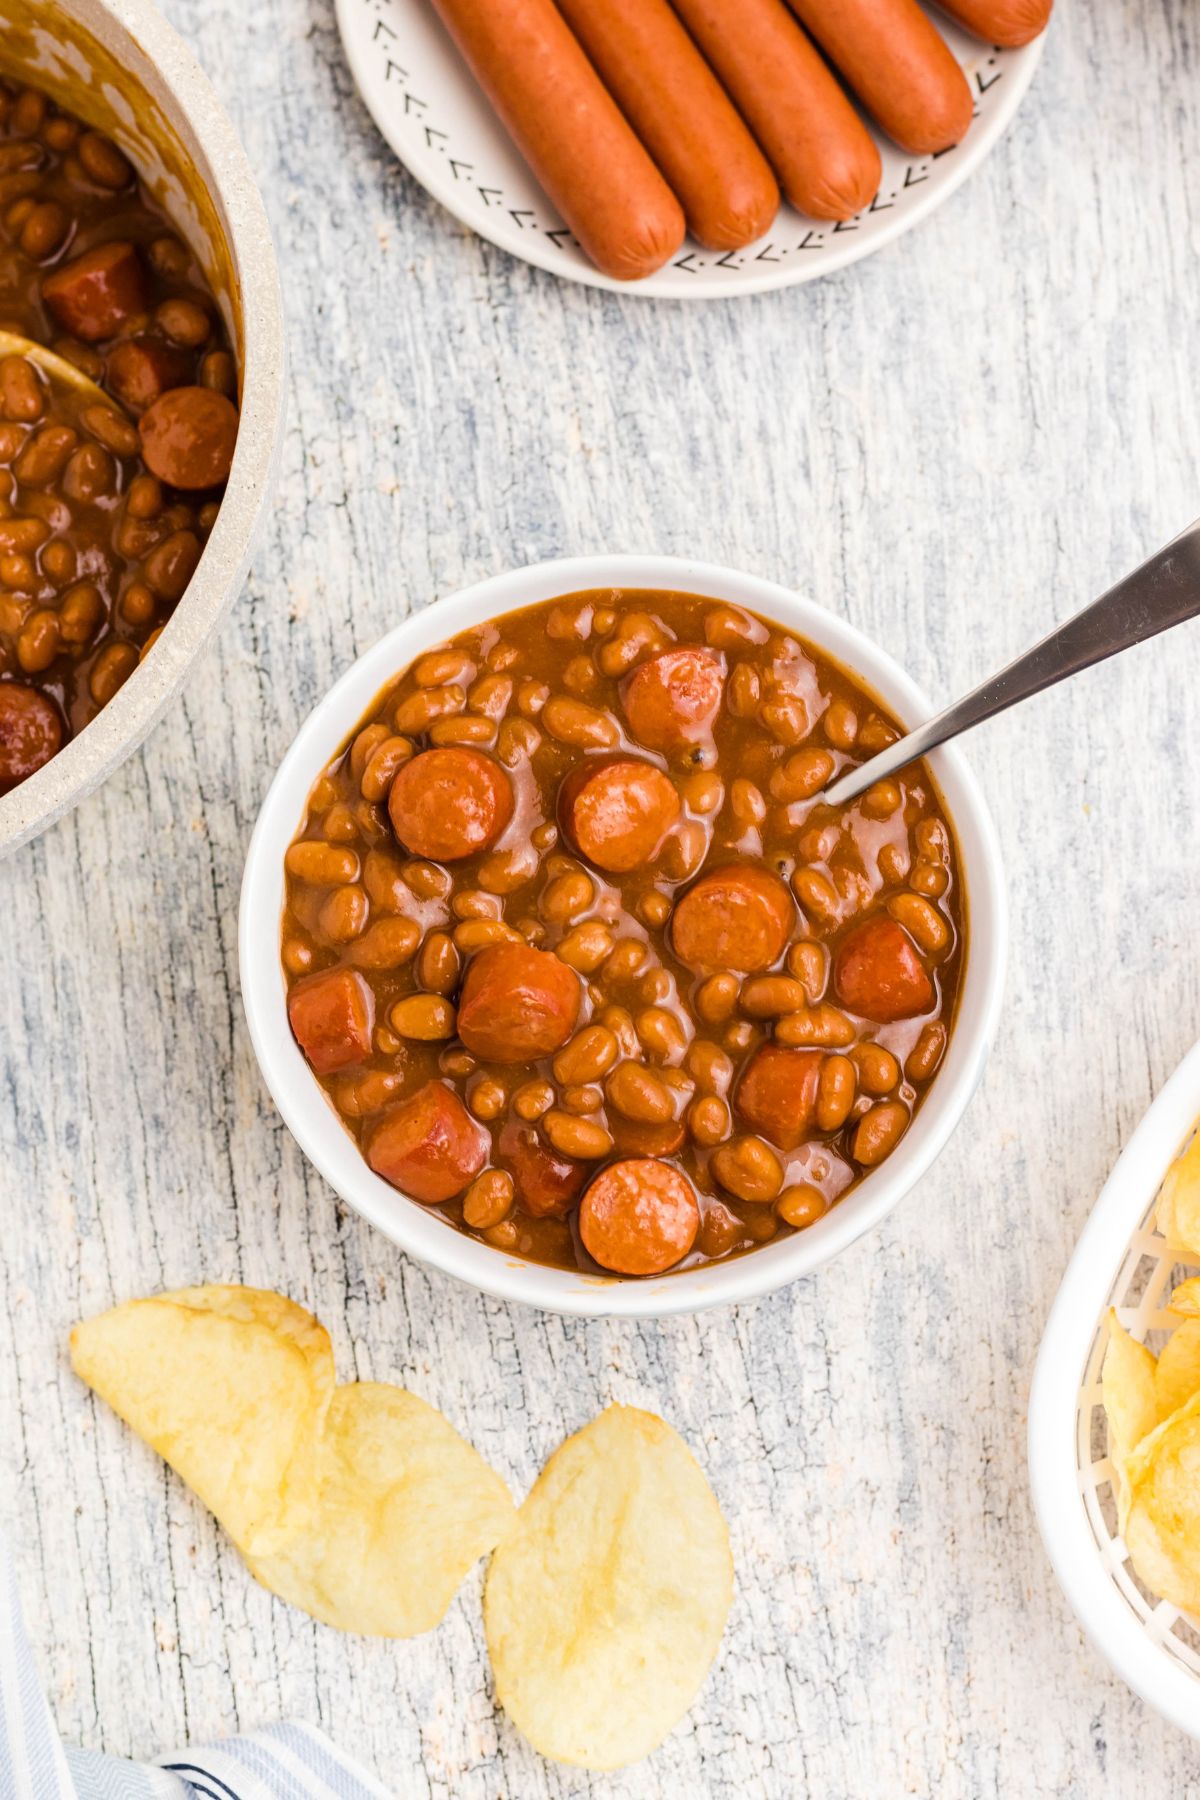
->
xmin=822 ymin=519 xmax=1200 ymax=809
xmin=0 ymin=328 xmax=124 ymax=415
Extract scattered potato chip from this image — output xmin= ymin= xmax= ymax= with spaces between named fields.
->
xmin=1102 ymin=1311 xmax=1159 ymax=1527
xmin=484 ymin=1405 xmax=732 ymax=1771
xmin=1153 ymin=1318 xmax=1200 ymax=1423
xmin=1156 ymin=1129 xmax=1200 ymax=1257
xmin=1125 ymin=1391 xmax=1200 ymax=1614
xmin=249 ymin=1383 xmax=515 ymax=1637
xmin=71 ymin=1286 xmax=515 ymax=1636
xmin=1170 ymin=1277 xmax=1200 ymax=1319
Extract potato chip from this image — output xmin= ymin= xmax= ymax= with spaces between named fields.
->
xmin=484 ymin=1405 xmax=732 ymax=1771
xmin=1154 ymin=1318 xmax=1200 ymax=1422
xmin=72 ymin=1286 xmax=515 ymax=1636
xmin=249 ymin=1383 xmax=515 ymax=1636
xmin=1156 ymin=1129 xmax=1200 ymax=1257
xmin=1102 ymin=1311 xmax=1159 ymax=1526
xmin=1125 ymin=1390 xmax=1200 ymax=1613
xmin=71 ymin=1287 xmax=334 ymax=1554
xmin=1170 ymin=1277 xmax=1200 ymax=1319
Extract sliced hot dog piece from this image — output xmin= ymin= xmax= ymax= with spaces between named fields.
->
xmin=735 ymin=1044 xmax=822 ymax=1150
xmin=579 ymin=1158 xmax=700 ymax=1276
xmin=288 ymin=966 xmax=375 ymax=1075
xmin=498 ymin=1118 xmax=587 ymax=1218
xmin=42 ymin=240 xmax=148 ymax=342
xmin=457 ymin=941 xmax=581 ymax=1062
xmin=833 ymin=915 xmax=934 ymax=1022
xmin=427 ymin=0 xmax=685 ymax=281
xmin=0 ymin=681 xmax=63 ymax=790
xmin=621 ymin=647 xmax=724 ymax=755
xmin=558 ymin=755 xmax=681 ymax=873
xmin=387 ymin=746 xmax=514 ymax=862
xmin=365 ymin=1080 xmax=488 ymax=1202
xmin=138 ymin=386 xmax=238 ymax=489
xmin=785 ymin=0 xmax=973 ymax=155
xmin=553 ymin=0 xmax=779 ymax=252
xmin=672 ymin=863 xmax=793 ymax=972
xmin=933 ymin=0 xmax=1051 ymax=46
xmin=608 ymin=1113 xmax=687 ymax=1159
xmin=670 ymin=0 xmax=882 ymax=221
xmin=106 ymin=336 xmax=192 ymax=412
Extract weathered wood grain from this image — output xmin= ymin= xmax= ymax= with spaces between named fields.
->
xmin=4 ymin=0 xmax=1200 ymax=1791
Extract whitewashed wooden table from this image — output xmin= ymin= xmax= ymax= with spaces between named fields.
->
xmin=4 ymin=0 xmax=1200 ymax=1792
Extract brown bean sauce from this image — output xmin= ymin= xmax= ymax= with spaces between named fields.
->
xmin=281 ymin=590 xmax=966 ymax=1277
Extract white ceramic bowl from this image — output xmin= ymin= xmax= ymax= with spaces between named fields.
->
xmin=240 ymin=555 xmax=1007 ymax=1317
xmin=0 ymin=0 xmax=286 ymax=856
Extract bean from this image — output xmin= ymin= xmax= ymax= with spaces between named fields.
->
xmin=605 ymin=938 xmax=648 ymax=983
xmin=16 ymin=608 xmax=58 ymax=673
xmin=637 ymin=890 xmax=671 ymax=929
xmin=606 ymin=1060 xmax=674 ymax=1123
xmin=906 ymin=1022 xmax=947 ymax=1083
xmin=58 ymin=581 xmax=104 ymax=645
xmin=453 ymin=919 xmax=521 ymax=952
xmin=740 ymin=975 xmax=807 ymax=1018
xmin=712 ymin=1135 xmax=783 ymax=1203
xmin=561 ymin=1083 xmax=603 ymax=1114
xmin=563 ymin=654 xmax=598 ymax=696
xmin=853 ymin=1044 xmax=900 ymax=1095
xmin=915 ymin=819 xmax=949 ymax=861
xmin=347 ymin=918 xmax=420 ymax=969
xmin=462 ymin=1169 xmax=515 ymax=1230
xmin=688 ymin=1095 xmax=730 ymax=1147
xmin=285 ymin=840 xmax=359 ymax=885
xmin=389 ymin=994 xmax=456 ymax=1040
xmin=403 ymin=860 xmax=452 ymax=900
xmin=468 ymin=1077 xmax=507 ymax=1121
xmin=155 ymin=297 xmax=210 ymax=346
xmin=282 ymin=937 xmax=312 ymax=975
xmin=63 ymin=442 xmax=115 ymax=503
xmin=596 ymin=1004 xmax=640 ymax=1059
xmin=777 ymin=1185 xmax=827 ymax=1229
xmin=554 ymin=1025 xmax=619 ymax=1086
xmin=429 ymin=713 xmax=496 ymax=746
xmin=858 ymin=715 xmax=899 ymax=752
xmin=704 ymin=604 xmax=766 ymax=649
xmin=889 ymin=891 xmax=951 ymax=953
xmin=139 ymin=626 xmax=164 ymax=664
xmin=0 ymin=553 xmax=32 ymax=590
xmin=911 ymin=860 xmax=950 ymax=898
xmin=636 ymin=1006 xmax=689 ymax=1064
xmin=350 ymin=722 xmax=390 ymax=783
xmin=595 ymin=611 xmax=663 ymax=676
xmin=0 ymin=354 xmax=42 ymax=422
xmin=685 ymin=1040 xmax=733 ymax=1094
xmin=639 ymin=966 xmax=674 ymax=1006
xmin=88 ymin=640 xmax=137 ymax=705
xmin=541 ymin=695 xmax=618 ymax=749
xmin=78 ymin=130 xmax=132 ymax=187
xmin=541 ymin=1111 xmax=613 ymax=1159
xmin=852 ymin=1101 xmax=909 ymax=1166
xmin=513 ymin=1080 xmax=555 ymax=1121
xmin=775 ymin=1005 xmax=856 ymax=1048
xmin=681 ymin=770 xmax=723 ymax=815
xmin=319 ymin=884 xmax=369 ymax=942
xmin=695 ymin=973 xmax=740 ymax=1024
xmin=148 ymin=235 xmax=189 ymax=278
xmin=823 ymin=703 xmax=858 ymax=749
xmin=541 ymin=870 xmax=595 ymax=923
xmin=81 ymin=404 xmax=137 ymax=457
xmin=18 ymin=200 xmax=68 ymax=259
xmin=556 ymin=920 xmax=614 ymax=973
xmin=14 ymin=425 xmax=75 ymax=485
xmin=862 ymin=779 xmax=902 ymax=820
xmin=393 ymin=684 xmax=465 ymax=735
xmin=816 ymin=1055 xmax=857 ymax=1131
xmin=417 ymin=930 xmax=460 ymax=994
xmin=516 ymin=678 xmax=549 ymax=717
xmin=786 ymin=940 xmax=827 ymax=1002
xmin=729 ymin=776 xmax=765 ymax=824
xmin=468 ymin=673 xmax=512 ymax=718
xmin=760 ymin=695 xmax=810 ymax=744
xmin=497 ymin=718 xmax=540 ymax=764
xmin=452 ymin=888 xmax=502 ymax=921
xmin=770 ymin=748 xmax=834 ymax=802
xmin=546 ymin=600 xmax=592 ymax=640
xmin=143 ymin=529 xmax=200 ymax=601
xmin=793 ymin=867 xmax=840 ymax=927
xmin=199 ymin=350 xmax=237 ymax=396
xmin=878 ymin=841 xmax=911 ymax=885
xmin=361 ymin=734 xmax=414 ymax=801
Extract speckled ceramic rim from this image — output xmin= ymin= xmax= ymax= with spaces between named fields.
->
xmin=0 ymin=0 xmax=286 ymax=858
xmin=240 ymin=555 xmax=1008 ymax=1318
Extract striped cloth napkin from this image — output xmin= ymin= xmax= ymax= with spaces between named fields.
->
xmin=0 ymin=1542 xmax=392 ymax=1800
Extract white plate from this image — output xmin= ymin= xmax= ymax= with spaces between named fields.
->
xmin=1029 ymin=1038 xmax=1200 ymax=1740
xmin=337 ymin=0 xmax=1045 ymax=298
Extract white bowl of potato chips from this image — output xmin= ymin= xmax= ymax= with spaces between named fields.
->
xmin=1030 ymin=1038 xmax=1200 ymax=1738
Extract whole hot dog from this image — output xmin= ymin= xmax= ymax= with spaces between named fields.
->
xmin=553 ymin=0 xmax=779 ymax=252
xmin=933 ymin=0 xmax=1051 ymax=47
xmin=427 ymin=0 xmax=685 ymax=280
xmin=669 ymin=0 xmax=882 ymax=222
xmin=785 ymin=0 xmax=973 ymax=155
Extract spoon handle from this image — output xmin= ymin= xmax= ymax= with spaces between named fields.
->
xmin=823 ymin=519 xmax=1200 ymax=809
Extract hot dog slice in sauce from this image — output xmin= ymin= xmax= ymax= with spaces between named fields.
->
xmin=934 ymin=0 xmax=1051 ymax=46
xmin=735 ymin=1044 xmax=822 ymax=1150
xmin=0 ymin=682 xmax=63 ymax=790
xmin=427 ymin=0 xmax=685 ymax=280
xmin=366 ymin=1080 xmax=488 ymax=1202
xmin=559 ymin=755 xmax=681 ymax=873
xmin=498 ymin=1118 xmax=587 ymax=1218
xmin=621 ymin=646 xmax=724 ymax=755
xmin=672 ymin=864 xmax=794 ymax=973
xmin=833 ymin=915 xmax=934 ymax=1022
xmin=388 ymin=746 xmax=514 ymax=861
xmin=457 ymin=942 xmax=581 ymax=1062
xmin=138 ymin=386 xmax=238 ymax=490
xmin=785 ymin=0 xmax=973 ymax=155
xmin=553 ymin=0 xmax=779 ymax=252
xmin=670 ymin=0 xmax=882 ymax=222
xmin=579 ymin=1158 xmax=700 ymax=1275
xmin=288 ymin=967 xmax=375 ymax=1075
xmin=42 ymin=240 xmax=148 ymax=341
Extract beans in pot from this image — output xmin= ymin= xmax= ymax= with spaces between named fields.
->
xmin=281 ymin=590 xmax=966 ymax=1276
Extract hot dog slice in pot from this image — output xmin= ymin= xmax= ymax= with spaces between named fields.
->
xmin=139 ymin=387 xmax=239 ymax=489
xmin=365 ymin=1080 xmax=488 ymax=1202
xmin=579 ymin=1158 xmax=700 ymax=1275
xmin=288 ymin=967 xmax=375 ymax=1075
xmin=833 ymin=915 xmax=934 ymax=1022
xmin=784 ymin=0 xmax=973 ymax=155
xmin=735 ymin=1044 xmax=822 ymax=1150
xmin=553 ymin=0 xmax=779 ymax=252
xmin=932 ymin=0 xmax=1050 ymax=46
xmin=427 ymin=0 xmax=685 ymax=280
xmin=498 ymin=1118 xmax=587 ymax=1218
xmin=388 ymin=746 xmax=514 ymax=862
xmin=672 ymin=863 xmax=793 ymax=973
xmin=0 ymin=682 xmax=63 ymax=789
xmin=621 ymin=647 xmax=724 ymax=755
xmin=457 ymin=941 xmax=582 ymax=1062
xmin=559 ymin=755 xmax=681 ymax=873
xmin=42 ymin=240 xmax=148 ymax=341
xmin=669 ymin=0 xmax=882 ymax=222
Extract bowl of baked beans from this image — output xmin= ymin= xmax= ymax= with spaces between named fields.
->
xmin=240 ymin=556 xmax=1006 ymax=1316
xmin=0 ymin=0 xmax=285 ymax=855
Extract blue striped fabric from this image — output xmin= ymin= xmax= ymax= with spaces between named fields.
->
xmin=0 ymin=1541 xmax=392 ymax=1800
